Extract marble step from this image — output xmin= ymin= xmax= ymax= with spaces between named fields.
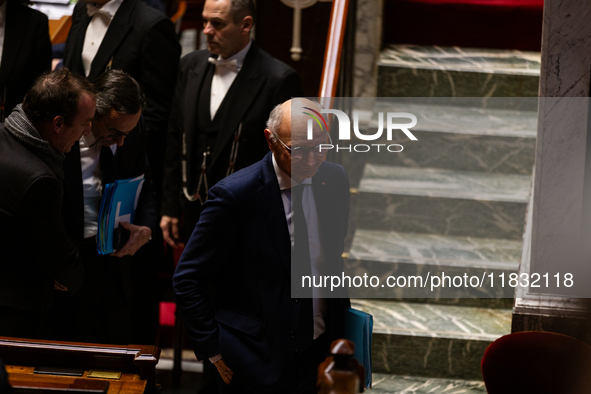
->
xmin=370 ymin=373 xmax=486 ymax=393
xmin=356 ymin=164 xmax=531 ymax=240
xmin=346 ymin=230 xmax=519 ymax=299
xmin=364 ymin=102 xmax=537 ymax=175
xmin=378 ymin=44 xmax=540 ymax=100
xmin=351 ymin=300 xmax=511 ymax=381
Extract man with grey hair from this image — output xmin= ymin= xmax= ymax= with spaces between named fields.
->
xmin=173 ymin=98 xmax=350 ymax=393
xmin=161 ymin=0 xmax=304 ymax=250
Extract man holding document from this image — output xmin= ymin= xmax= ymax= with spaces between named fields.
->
xmin=54 ymin=70 xmax=158 ymax=345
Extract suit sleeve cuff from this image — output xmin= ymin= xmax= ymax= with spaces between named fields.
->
xmin=209 ymin=354 xmax=222 ymax=363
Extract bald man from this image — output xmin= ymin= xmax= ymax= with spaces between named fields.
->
xmin=173 ymin=99 xmax=350 ymax=393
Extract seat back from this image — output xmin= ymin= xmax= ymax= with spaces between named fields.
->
xmin=481 ymin=331 xmax=591 ymax=394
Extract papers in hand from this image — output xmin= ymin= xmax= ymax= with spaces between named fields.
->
xmin=97 ymin=175 xmax=145 ymax=255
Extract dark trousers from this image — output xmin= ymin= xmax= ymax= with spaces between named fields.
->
xmin=214 ymin=334 xmax=329 ymax=394
xmin=50 ymin=240 xmax=131 ymax=345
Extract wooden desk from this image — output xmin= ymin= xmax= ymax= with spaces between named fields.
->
xmin=7 ymin=366 xmax=144 ymax=394
xmin=0 ymin=337 xmax=160 ymax=394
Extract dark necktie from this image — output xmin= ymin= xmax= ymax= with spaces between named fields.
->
xmin=291 ymin=184 xmax=314 ymax=352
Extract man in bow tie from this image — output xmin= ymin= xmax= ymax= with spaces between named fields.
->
xmin=62 ymin=0 xmax=180 ymax=344
xmin=63 ymin=0 xmax=180 ymax=200
xmin=160 ymin=0 xmax=304 ymax=250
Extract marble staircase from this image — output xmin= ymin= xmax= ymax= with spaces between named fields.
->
xmin=345 ymin=45 xmax=540 ymax=392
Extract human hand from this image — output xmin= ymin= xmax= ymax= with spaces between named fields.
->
xmin=160 ymin=215 xmax=184 ymax=248
xmin=110 ymin=222 xmax=151 ymax=257
xmin=54 ymin=280 xmax=68 ymax=291
xmin=213 ymin=358 xmax=233 ymax=385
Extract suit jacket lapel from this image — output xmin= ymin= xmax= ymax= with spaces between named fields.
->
xmin=0 ymin=0 xmax=26 ymax=88
xmin=210 ymin=44 xmax=266 ymax=168
xmin=185 ymin=58 xmax=210 ymax=168
xmin=258 ymin=153 xmax=291 ymax=277
xmin=87 ymin=0 xmax=135 ymax=81
xmin=67 ymin=5 xmax=92 ymax=76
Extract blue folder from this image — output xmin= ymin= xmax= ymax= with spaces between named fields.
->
xmin=96 ymin=175 xmax=145 ymax=254
xmin=343 ymin=307 xmax=373 ymax=388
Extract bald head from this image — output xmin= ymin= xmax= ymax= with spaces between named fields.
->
xmin=264 ymin=99 xmax=328 ymax=182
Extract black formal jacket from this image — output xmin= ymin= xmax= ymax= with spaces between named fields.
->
xmin=161 ymin=43 xmax=304 ymax=219
xmin=61 ymin=127 xmax=158 ymax=243
xmin=0 ymin=0 xmax=51 ymax=119
xmin=63 ymin=0 xmax=180 ymax=194
xmin=173 ymin=153 xmax=350 ymax=393
xmin=0 ymin=125 xmax=83 ymax=312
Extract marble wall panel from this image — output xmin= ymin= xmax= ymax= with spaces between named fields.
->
xmin=378 ymin=67 xmax=539 ymax=99
xmin=356 ymin=193 xmax=528 ymax=240
xmin=367 ymin=130 xmax=536 ymax=175
xmin=353 ymin=0 xmax=382 ymax=97
xmin=371 ymin=374 xmax=486 ymax=394
xmin=371 ymin=332 xmax=491 ymax=380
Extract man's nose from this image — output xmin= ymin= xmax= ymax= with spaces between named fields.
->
xmin=83 ymin=123 xmax=92 ymax=136
xmin=203 ymin=22 xmax=213 ymax=35
xmin=303 ymin=148 xmax=316 ymax=164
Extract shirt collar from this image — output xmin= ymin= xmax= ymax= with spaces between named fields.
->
xmin=90 ymin=0 xmax=124 ymax=19
xmin=80 ymin=133 xmax=97 ymax=149
xmin=216 ymin=39 xmax=252 ymax=69
xmin=272 ymin=153 xmax=312 ymax=191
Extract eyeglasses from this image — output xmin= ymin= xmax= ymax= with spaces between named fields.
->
xmin=271 ymin=131 xmax=332 ymax=160
xmin=105 ymin=127 xmax=130 ymax=139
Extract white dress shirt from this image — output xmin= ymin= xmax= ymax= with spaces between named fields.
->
xmin=0 ymin=1 xmax=7 ymax=68
xmin=209 ymin=40 xmax=251 ymax=118
xmin=82 ymin=0 xmax=124 ymax=77
xmin=79 ymin=134 xmax=103 ymax=238
xmin=272 ymin=154 xmax=327 ymax=340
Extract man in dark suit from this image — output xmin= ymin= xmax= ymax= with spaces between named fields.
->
xmin=0 ymin=0 xmax=52 ymax=121
xmin=63 ymin=0 xmax=180 ymax=197
xmin=160 ymin=0 xmax=303 ymax=247
xmin=173 ymin=99 xmax=350 ymax=393
xmin=0 ymin=69 xmax=93 ymax=339
xmin=55 ymin=70 xmax=158 ymax=345
xmin=63 ymin=1 xmax=180 ymax=343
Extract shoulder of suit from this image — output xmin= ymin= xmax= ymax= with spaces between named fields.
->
xmin=0 ymin=127 xmax=59 ymax=186
xmin=8 ymin=0 xmax=48 ymax=22
xmin=179 ymin=49 xmax=211 ymax=70
xmin=212 ymin=159 xmax=264 ymax=195
xmin=319 ymin=161 xmax=347 ymax=179
xmin=131 ymin=0 xmax=170 ymax=25
xmin=251 ymin=44 xmax=298 ymax=78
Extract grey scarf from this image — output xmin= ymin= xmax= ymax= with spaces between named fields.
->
xmin=5 ymin=104 xmax=65 ymax=180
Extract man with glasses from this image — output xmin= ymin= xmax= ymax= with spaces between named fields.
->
xmin=173 ymin=98 xmax=350 ymax=393
xmin=56 ymin=70 xmax=158 ymax=345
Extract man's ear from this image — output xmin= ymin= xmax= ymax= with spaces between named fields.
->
xmin=52 ymin=115 xmax=65 ymax=134
xmin=241 ymin=16 xmax=254 ymax=35
xmin=264 ymin=129 xmax=275 ymax=151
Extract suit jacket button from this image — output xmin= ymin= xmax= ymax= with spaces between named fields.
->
xmin=294 ymin=299 xmax=299 ymax=303
xmin=290 ymin=331 xmax=295 ymax=339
